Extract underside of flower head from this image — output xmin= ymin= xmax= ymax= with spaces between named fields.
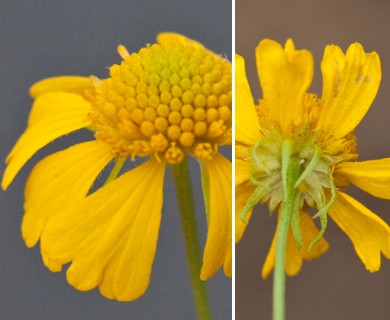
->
xmin=235 ymin=38 xmax=390 ymax=275
xmin=241 ymin=92 xmax=358 ymax=250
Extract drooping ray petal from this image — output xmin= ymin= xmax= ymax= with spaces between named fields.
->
xmin=200 ymin=154 xmax=232 ymax=280
xmin=103 ymin=175 xmax=163 ymax=301
xmin=329 ymin=192 xmax=390 ymax=272
xmin=2 ymin=92 xmax=92 ymax=189
xmin=262 ymin=211 xmax=329 ymax=278
xmin=235 ymin=54 xmax=262 ymax=145
xmin=318 ymin=43 xmax=381 ymax=138
xmin=235 ymin=182 xmax=256 ymax=243
xmin=255 ymin=39 xmax=313 ymax=133
xmin=30 ymin=76 xmax=93 ymax=98
xmin=336 ymin=158 xmax=390 ymax=199
xmin=40 ymin=159 xmax=165 ymax=301
xmin=22 ymin=141 xmax=114 ymax=248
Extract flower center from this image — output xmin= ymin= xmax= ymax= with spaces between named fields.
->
xmin=85 ymin=41 xmax=232 ymax=164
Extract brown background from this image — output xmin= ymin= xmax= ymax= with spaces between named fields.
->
xmin=236 ymin=0 xmax=390 ymax=319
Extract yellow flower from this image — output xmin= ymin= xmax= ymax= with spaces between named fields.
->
xmin=235 ymin=38 xmax=388 ymax=278
xmin=2 ymin=33 xmax=232 ymax=301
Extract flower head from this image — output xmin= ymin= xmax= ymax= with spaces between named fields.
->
xmin=3 ymin=33 xmax=232 ymax=301
xmin=236 ymin=38 xmax=389 ymax=277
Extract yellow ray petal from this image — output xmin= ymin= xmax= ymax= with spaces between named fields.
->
xmin=262 ymin=211 xmax=329 ymax=278
xmin=285 ymin=227 xmax=303 ymax=276
xmin=318 ymin=43 xmax=381 ymax=138
xmin=2 ymin=92 xmax=92 ymax=190
xmin=22 ymin=141 xmax=113 ymax=248
xmin=30 ymin=76 xmax=93 ymax=99
xmin=235 ymin=158 xmax=251 ymax=186
xmin=262 ymin=232 xmax=276 ymax=279
xmin=262 ymin=225 xmax=300 ymax=279
xmin=157 ymin=33 xmax=205 ymax=50
xmin=40 ymin=159 xmax=165 ymax=300
xmin=200 ymin=154 xmax=232 ymax=280
xmin=235 ymin=182 xmax=256 ymax=243
xmin=255 ymin=39 xmax=313 ymax=133
xmin=235 ymin=54 xmax=262 ymax=145
xmin=329 ymin=191 xmax=390 ymax=272
xmin=336 ymin=158 xmax=390 ymax=199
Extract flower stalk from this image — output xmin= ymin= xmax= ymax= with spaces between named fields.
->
xmin=171 ymin=156 xmax=212 ymax=320
xmin=273 ymin=140 xmax=301 ymax=320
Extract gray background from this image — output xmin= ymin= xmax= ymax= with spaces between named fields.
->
xmin=236 ymin=0 xmax=390 ymax=319
xmin=0 ymin=1 xmax=232 ymax=320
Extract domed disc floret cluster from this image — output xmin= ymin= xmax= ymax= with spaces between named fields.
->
xmin=86 ymin=41 xmax=232 ymax=164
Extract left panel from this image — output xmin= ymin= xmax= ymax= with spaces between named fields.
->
xmin=0 ymin=1 xmax=232 ymax=319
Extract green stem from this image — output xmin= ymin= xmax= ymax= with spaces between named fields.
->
xmin=170 ymin=156 xmax=212 ymax=320
xmin=273 ymin=141 xmax=301 ymax=320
